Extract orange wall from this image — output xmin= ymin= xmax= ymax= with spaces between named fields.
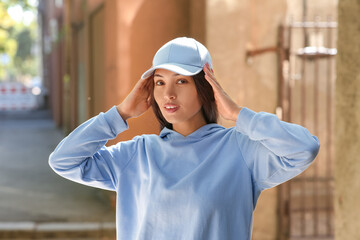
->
xmin=66 ymin=0 xmax=205 ymax=142
xmin=104 ymin=0 xmax=206 ymax=144
xmin=206 ymin=0 xmax=287 ymax=239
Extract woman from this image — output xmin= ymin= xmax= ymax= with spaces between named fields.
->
xmin=49 ymin=37 xmax=320 ymax=240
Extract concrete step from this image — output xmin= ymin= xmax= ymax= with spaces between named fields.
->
xmin=0 ymin=222 xmax=116 ymax=239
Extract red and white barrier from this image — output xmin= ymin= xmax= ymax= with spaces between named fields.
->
xmin=0 ymin=82 xmax=37 ymax=111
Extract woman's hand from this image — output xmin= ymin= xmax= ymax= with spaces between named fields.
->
xmin=203 ymin=63 xmax=242 ymax=122
xmin=116 ymin=76 xmax=153 ymax=121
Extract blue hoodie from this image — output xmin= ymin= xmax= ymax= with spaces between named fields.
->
xmin=49 ymin=106 xmax=320 ymax=240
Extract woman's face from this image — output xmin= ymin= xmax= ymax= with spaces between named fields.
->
xmin=153 ymin=69 xmax=205 ymax=129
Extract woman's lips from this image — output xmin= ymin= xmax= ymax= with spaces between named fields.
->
xmin=163 ymin=104 xmax=179 ymax=113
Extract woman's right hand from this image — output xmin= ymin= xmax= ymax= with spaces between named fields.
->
xmin=116 ymin=76 xmax=153 ymax=121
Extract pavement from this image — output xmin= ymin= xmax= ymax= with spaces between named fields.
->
xmin=0 ymin=109 xmax=116 ymax=239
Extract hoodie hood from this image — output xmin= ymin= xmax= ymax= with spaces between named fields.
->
xmin=159 ymin=123 xmax=225 ymax=140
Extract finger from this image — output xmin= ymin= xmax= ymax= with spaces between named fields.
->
xmin=204 ymin=67 xmax=221 ymax=90
xmin=203 ymin=63 xmax=223 ymax=90
xmin=144 ymin=78 xmax=154 ymax=98
xmin=143 ymin=76 xmax=153 ymax=89
xmin=203 ymin=62 xmax=212 ymax=74
xmin=205 ymin=62 xmax=214 ymax=74
xmin=138 ymin=74 xmax=152 ymax=84
xmin=204 ymin=74 xmax=220 ymax=93
xmin=203 ymin=68 xmax=216 ymax=86
xmin=203 ymin=63 xmax=218 ymax=82
xmin=136 ymin=76 xmax=153 ymax=91
xmin=147 ymin=95 xmax=152 ymax=106
xmin=203 ymin=64 xmax=214 ymax=80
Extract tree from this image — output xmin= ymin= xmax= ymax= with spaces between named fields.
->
xmin=0 ymin=0 xmax=37 ymax=81
xmin=0 ymin=1 xmax=17 ymax=80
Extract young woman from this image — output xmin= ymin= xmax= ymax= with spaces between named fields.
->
xmin=49 ymin=37 xmax=320 ymax=240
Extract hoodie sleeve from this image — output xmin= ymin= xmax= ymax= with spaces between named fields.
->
xmin=235 ymin=107 xmax=320 ymax=191
xmin=48 ymin=106 xmax=140 ymax=191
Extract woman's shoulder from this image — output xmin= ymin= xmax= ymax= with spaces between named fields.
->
xmin=128 ymin=132 xmax=163 ymax=144
xmin=124 ymin=124 xmax=237 ymax=144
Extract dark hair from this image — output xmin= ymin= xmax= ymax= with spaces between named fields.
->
xmin=151 ymin=70 xmax=218 ymax=130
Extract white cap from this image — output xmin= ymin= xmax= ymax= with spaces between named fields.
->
xmin=141 ymin=37 xmax=212 ymax=79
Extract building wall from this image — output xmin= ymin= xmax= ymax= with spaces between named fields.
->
xmin=52 ymin=0 xmax=206 ymax=139
xmin=335 ymin=0 xmax=360 ymax=239
xmin=66 ymin=0 xmax=104 ymax=131
xmin=206 ymin=0 xmax=287 ymax=239
xmin=103 ymin=0 xmax=207 ymax=145
xmin=286 ymin=0 xmax=338 ymax=21
xmin=39 ymin=0 xmax=65 ymax=127
xmin=89 ymin=5 xmax=105 ymax=116
xmin=41 ymin=0 xmax=340 ymax=239
xmin=41 ymin=0 xmax=285 ymax=238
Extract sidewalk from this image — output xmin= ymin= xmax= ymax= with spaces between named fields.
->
xmin=0 ymin=109 xmax=116 ymax=239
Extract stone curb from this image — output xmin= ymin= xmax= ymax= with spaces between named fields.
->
xmin=0 ymin=222 xmax=116 ymax=239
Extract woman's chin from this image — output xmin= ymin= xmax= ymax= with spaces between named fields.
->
xmin=162 ymin=116 xmax=182 ymax=125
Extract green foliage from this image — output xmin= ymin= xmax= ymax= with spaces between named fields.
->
xmin=0 ymin=1 xmax=17 ymax=53
xmin=0 ymin=0 xmax=37 ymax=81
xmin=1 ymin=0 xmax=34 ymax=11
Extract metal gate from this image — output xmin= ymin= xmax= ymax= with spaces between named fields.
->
xmin=277 ymin=19 xmax=337 ymax=240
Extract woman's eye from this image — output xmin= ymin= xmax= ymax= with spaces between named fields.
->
xmin=155 ymin=81 xmax=164 ymax=86
xmin=177 ymin=79 xmax=187 ymax=84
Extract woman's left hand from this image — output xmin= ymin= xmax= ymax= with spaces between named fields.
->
xmin=203 ymin=63 xmax=242 ymax=122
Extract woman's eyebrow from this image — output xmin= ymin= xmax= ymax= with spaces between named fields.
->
xmin=154 ymin=73 xmax=180 ymax=78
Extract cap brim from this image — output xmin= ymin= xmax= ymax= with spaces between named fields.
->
xmin=141 ymin=63 xmax=203 ymax=79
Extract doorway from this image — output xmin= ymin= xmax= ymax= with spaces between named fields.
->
xmin=278 ymin=19 xmax=337 ymax=240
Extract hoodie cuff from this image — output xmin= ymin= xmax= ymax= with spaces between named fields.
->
xmin=103 ymin=106 xmax=129 ymax=136
xmin=235 ymin=107 xmax=256 ymax=135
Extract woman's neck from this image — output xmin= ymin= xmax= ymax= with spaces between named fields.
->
xmin=172 ymin=116 xmax=207 ymax=137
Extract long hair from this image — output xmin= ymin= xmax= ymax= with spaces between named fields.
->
xmin=151 ymin=70 xmax=218 ymax=130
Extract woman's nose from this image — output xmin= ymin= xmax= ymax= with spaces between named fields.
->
xmin=164 ymin=85 xmax=176 ymax=100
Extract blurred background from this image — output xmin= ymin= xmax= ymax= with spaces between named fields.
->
xmin=0 ymin=0 xmax=359 ymax=239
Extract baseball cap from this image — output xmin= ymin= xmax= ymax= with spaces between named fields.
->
xmin=141 ymin=37 xmax=213 ymax=79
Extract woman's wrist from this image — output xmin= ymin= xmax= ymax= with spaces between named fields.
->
xmin=116 ymin=104 xmax=131 ymax=121
xmin=231 ymin=106 xmax=242 ymax=122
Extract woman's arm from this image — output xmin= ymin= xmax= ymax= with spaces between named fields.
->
xmin=203 ymin=63 xmax=320 ymax=191
xmin=48 ymin=107 xmax=139 ymax=191
xmin=49 ymin=76 xmax=153 ymax=191
xmin=235 ymin=107 xmax=320 ymax=191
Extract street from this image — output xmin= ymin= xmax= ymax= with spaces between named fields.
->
xmin=0 ymin=109 xmax=116 ymax=239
